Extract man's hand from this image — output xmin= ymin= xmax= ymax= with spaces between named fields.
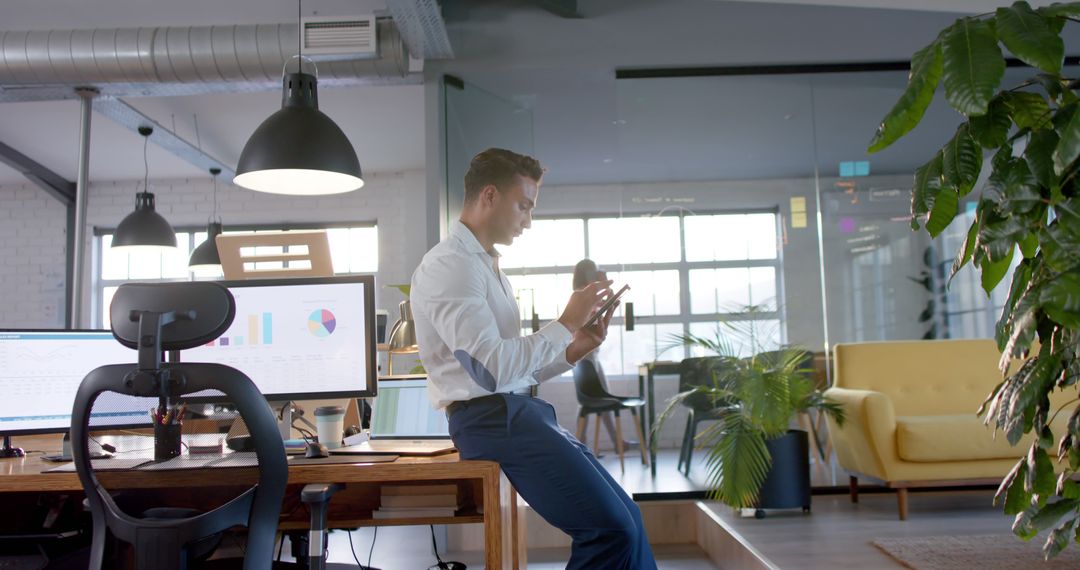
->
xmin=558 ymin=280 xmax=613 ymax=333
xmin=565 ymin=299 xmax=617 ymax=364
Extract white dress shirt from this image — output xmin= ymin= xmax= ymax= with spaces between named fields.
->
xmin=411 ymin=220 xmax=574 ymax=409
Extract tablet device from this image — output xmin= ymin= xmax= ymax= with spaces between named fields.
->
xmin=584 ymin=284 xmax=630 ymax=328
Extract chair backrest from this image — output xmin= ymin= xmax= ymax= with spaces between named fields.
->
xmin=72 ymin=282 xmax=287 ymax=570
xmin=677 ymin=356 xmax=726 ymax=411
xmin=572 ymin=358 xmax=614 ymax=405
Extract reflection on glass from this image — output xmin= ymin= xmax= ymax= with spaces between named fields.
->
xmin=588 ymin=217 xmax=680 ymax=265
xmin=507 ymin=273 xmax=573 ymax=320
xmin=605 ymin=270 xmax=680 ymax=316
xmin=597 ymin=323 xmax=684 ymax=375
xmin=687 ymin=320 xmax=781 ymax=358
xmin=501 ymin=219 xmax=585 ymax=269
xmin=689 ymin=267 xmax=777 ymax=314
xmin=685 ymin=213 xmax=778 ymax=261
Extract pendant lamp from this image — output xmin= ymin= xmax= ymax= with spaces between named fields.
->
xmin=233 ymin=0 xmax=363 ymax=195
xmin=189 ymin=167 xmax=224 ymax=274
xmin=112 ymin=126 xmax=177 ymax=251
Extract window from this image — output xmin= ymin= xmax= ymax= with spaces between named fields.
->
xmin=94 ymin=224 xmax=378 ymax=328
xmin=499 ymin=211 xmax=782 ymax=376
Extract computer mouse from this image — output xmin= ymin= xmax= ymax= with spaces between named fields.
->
xmin=305 ymin=442 xmax=330 ymax=459
xmin=225 ymin=435 xmax=254 ymax=452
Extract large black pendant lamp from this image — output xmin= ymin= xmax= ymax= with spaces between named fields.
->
xmin=112 ymin=126 xmax=177 ymax=251
xmin=188 ymin=167 xmax=224 ymax=274
xmin=233 ymin=0 xmax=363 ymax=195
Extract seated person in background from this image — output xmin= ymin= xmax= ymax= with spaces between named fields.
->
xmin=572 ymin=259 xmax=637 ymax=450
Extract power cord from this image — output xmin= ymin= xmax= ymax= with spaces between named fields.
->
xmin=427 ymin=525 xmax=466 ymax=570
xmin=346 ymin=527 xmax=380 ymax=570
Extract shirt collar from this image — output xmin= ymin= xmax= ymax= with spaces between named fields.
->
xmin=452 ymin=220 xmax=501 ymax=258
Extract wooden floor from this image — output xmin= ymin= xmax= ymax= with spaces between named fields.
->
xmin=707 ymin=489 xmax=1015 ymax=569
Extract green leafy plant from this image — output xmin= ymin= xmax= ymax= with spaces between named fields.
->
xmin=654 ymin=320 xmax=844 ymax=509
xmin=868 ymin=1 xmax=1080 ymax=558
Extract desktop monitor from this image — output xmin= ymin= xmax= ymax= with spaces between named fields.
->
xmin=0 ymin=330 xmax=151 ymax=436
xmin=183 ymin=275 xmax=378 ymax=400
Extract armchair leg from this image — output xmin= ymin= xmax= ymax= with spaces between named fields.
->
xmin=677 ymin=415 xmax=692 ymax=474
xmin=849 ymin=476 xmax=859 ymax=504
xmin=897 ymin=488 xmax=909 ymax=521
xmin=576 ymin=416 xmax=587 ymax=442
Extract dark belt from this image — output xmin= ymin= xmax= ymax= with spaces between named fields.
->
xmin=446 ymin=394 xmax=505 ymax=418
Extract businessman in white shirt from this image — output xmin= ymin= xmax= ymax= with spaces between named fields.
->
xmin=411 ymin=148 xmax=657 ymax=569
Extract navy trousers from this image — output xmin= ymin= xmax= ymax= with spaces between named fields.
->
xmin=448 ymin=393 xmax=657 ymax=570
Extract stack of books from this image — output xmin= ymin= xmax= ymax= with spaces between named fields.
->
xmin=373 ymin=484 xmax=461 ymax=520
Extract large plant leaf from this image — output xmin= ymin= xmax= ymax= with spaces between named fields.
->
xmin=1031 ymin=498 xmax=1080 ymax=531
xmin=1027 ymin=128 xmax=1061 ymax=189
xmin=698 ymin=413 xmax=771 ymax=508
xmin=1042 ymin=222 xmax=1080 ymax=272
xmin=1053 ymin=104 xmax=1080 ymax=176
xmin=942 ymin=18 xmax=1006 ymax=116
xmin=1040 ymin=271 xmax=1080 ymax=328
xmin=970 ymin=96 xmax=1013 ymax=148
xmin=1045 ymin=517 xmax=1077 ymax=559
xmin=1038 ymin=2 xmax=1080 ymax=18
xmin=996 ymin=1 xmax=1064 ymax=75
xmin=998 ymin=460 xmax=1032 ymax=514
xmin=996 ymin=260 xmax=1035 ymax=353
xmin=926 ymin=188 xmax=960 ymax=237
xmin=868 ymin=39 xmax=944 ymax=153
xmin=1005 ymin=92 xmax=1053 ymax=130
xmin=981 ymin=244 xmax=1015 ymax=294
xmin=950 ymin=214 xmax=981 ymax=281
xmin=912 ymin=151 xmax=945 ymax=219
xmin=943 ymin=124 xmax=984 ymax=197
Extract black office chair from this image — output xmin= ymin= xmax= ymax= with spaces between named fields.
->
xmin=572 ymin=358 xmax=649 ymax=472
xmin=675 ymin=356 xmax=729 ymax=477
xmin=71 ymin=282 xmax=341 ymax=569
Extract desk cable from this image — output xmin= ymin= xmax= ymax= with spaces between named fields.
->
xmin=428 ymin=525 xmax=466 ymax=570
xmin=347 ymin=526 xmax=378 ymax=569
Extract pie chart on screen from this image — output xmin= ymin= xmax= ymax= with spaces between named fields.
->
xmin=308 ymin=309 xmax=337 ymax=337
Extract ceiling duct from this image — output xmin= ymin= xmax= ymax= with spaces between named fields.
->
xmin=0 ymin=18 xmax=413 ymax=101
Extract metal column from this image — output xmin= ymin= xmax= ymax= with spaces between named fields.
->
xmin=70 ymin=87 xmax=97 ymax=329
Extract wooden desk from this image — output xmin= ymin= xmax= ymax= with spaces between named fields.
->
xmin=637 ymin=361 xmax=681 ymax=477
xmin=0 ymin=435 xmax=524 ymax=569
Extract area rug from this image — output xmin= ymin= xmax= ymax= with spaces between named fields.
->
xmin=872 ymin=534 xmax=1080 ymax=569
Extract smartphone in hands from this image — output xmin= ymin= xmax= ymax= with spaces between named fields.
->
xmin=583 ymin=284 xmax=630 ymax=328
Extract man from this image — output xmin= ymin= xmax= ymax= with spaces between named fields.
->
xmin=411 ymin=148 xmax=657 ymax=569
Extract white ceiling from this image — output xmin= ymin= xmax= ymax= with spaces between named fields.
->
xmin=0 ymin=0 xmax=1072 ymax=189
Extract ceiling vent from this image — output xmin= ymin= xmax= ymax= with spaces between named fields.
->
xmin=301 ymin=16 xmax=378 ymax=59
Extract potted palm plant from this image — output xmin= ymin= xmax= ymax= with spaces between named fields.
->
xmin=655 ymin=319 xmax=844 ymax=515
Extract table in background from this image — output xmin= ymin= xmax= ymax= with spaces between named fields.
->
xmin=0 ymin=434 xmax=524 ymax=569
xmin=637 ymin=361 xmax=681 ymax=478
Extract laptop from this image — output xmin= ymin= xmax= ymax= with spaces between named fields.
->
xmin=332 ymin=378 xmax=456 ymax=456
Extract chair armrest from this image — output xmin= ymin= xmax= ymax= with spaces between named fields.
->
xmin=301 ymin=482 xmax=344 ymax=505
xmin=824 ymin=387 xmax=897 ymax=481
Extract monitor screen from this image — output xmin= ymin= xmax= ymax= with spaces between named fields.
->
xmin=183 ymin=275 xmax=377 ymax=400
xmin=0 ymin=330 xmax=151 ymax=435
xmin=369 ymin=378 xmax=448 ymax=438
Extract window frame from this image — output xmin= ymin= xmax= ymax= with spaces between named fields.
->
xmin=500 ymin=207 xmax=785 ymax=374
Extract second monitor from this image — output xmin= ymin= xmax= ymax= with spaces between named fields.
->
xmin=183 ymin=275 xmax=378 ymax=400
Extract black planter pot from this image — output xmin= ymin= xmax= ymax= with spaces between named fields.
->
xmin=756 ymin=429 xmax=811 ymax=514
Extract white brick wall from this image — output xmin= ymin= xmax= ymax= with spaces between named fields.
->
xmin=0 ymin=169 xmax=431 ymax=328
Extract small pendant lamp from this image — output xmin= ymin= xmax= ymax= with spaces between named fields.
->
xmin=112 ymin=126 xmax=177 ymax=251
xmin=188 ymin=167 xmax=224 ymax=274
xmin=232 ymin=0 xmax=363 ymax=195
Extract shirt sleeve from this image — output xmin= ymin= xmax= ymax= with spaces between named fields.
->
xmin=412 ymin=253 xmax=573 ymax=394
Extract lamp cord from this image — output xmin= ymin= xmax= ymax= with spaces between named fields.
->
xmin=142 ymin=132 xmax=149 ymax=194
xmin=297 ymin=0 xmax=303 ymax=72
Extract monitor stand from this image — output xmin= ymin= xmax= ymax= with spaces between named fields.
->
xmin=275 ymin=401 xmax=317 ymax=441
xmin=0 ymin=435 xmax=25 ymax=459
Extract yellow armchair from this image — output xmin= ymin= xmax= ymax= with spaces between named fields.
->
xmin=824 ymin=339 xmax=1066 ymax=519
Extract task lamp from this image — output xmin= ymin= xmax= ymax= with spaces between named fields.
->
xmin=386 ymin=300 xmax=418 ymax=376
xmin=112 ymin=126 xmax=177 ymax=251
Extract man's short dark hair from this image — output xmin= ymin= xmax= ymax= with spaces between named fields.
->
xmin=463 ymin=148 xmax=544 ymax=204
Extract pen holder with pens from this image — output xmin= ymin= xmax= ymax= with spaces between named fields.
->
xmin=153 ymin=403 xmax=184 ymax=461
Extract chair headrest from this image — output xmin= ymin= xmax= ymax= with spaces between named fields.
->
xmin=110 ymin=282 xmax=235 ymax=351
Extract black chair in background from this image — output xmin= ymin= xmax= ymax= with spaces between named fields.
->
xmin=72 ymin=282 xmax=341 ymax=569
xmin=676 ymin=356 xmax=728 ymax=477
xmin=572 ymin=358 xmax=649 ymax=472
